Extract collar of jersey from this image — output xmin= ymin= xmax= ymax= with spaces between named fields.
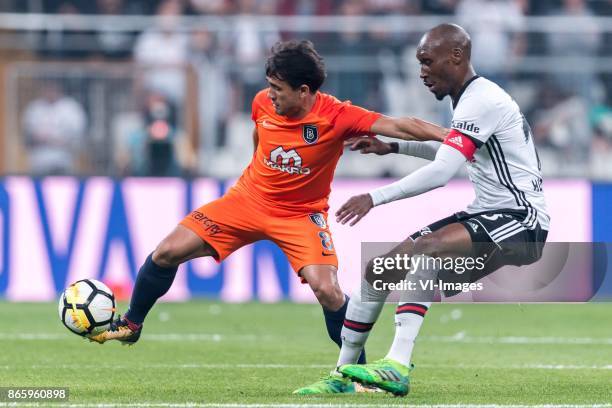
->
xmin=452 ymin=75 xmax=480 ymax=109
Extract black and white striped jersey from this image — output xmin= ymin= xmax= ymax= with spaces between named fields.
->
xmin=450 ymin=76 xmax=550 ymax=231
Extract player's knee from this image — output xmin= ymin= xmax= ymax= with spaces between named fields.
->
xmin=365 ymin=255 xmax=404 ymax=285
xmin=312 ymin=282 xmax=344 ymax=310
xmin=152 ymin=240 xmax=183 ymax=268
xmin=364 ymin=258 xmax=379 ymax=286
xmin=413 ymin=235 xmax=442 ymax=258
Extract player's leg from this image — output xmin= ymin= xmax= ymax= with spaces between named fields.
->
xmin=89 ymin=188 xmax=261 ymax=344
xmin=334 ymin=237 xmax=418 ymax=371
xmin=337 ymin=215 xmax=462 ymax=370
xmin=125 ymin=225 xmax=218 ymax=326
xmin=335 ymin=281 xmax=386 ymax=367
xmin=294 ymin=259 xmax=393 ymax=395
xmin=385 ymin=222 xmax=472 ymax=366
xmin=265 ymin=212 xmax=360 ymax=394
xmin=340 ymin=222 xmax=473 ymax=396
xmin=292 ymin=264 xmax=370 ymax=395
xmin=299 ymin=264 xmax=366 ymax=362
xmin=300 ymin=264 xmax=348 ymax=351
xmin=88 ymin=226 xmax=217 ymax=345
xmin=268 ymin=212 xmax=365 ymax=362
xmin=300 ymin=264 xmax=345 ymax=310
xmin=381 ymin=212 xmax=547 ymax=371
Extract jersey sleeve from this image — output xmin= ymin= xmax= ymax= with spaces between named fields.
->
xmin=443 ymin=129 xmax=477 ymax=161
xmin=451 ymin=95 xmax=502 ymax=146
xmin=251 ymin=89 xmax=268 ymax=122
xmin=334 ymin=102 xmax=382 ymax=139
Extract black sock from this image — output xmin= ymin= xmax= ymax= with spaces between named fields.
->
xmin=323 ymin=295 xmax=366 ymax=364
xmin=125 ymin=253 xmax=178 ymax=325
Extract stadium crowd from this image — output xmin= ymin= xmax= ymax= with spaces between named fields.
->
xmin=3 ymin=0 xmax=612 ymax=178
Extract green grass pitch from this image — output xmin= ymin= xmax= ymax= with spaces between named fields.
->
xmin=1 ymin=301 xmax=611 ymax=407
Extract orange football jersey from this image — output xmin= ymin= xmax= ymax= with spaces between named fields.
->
xmin=235 ymin=89 xmax=381 ymax=213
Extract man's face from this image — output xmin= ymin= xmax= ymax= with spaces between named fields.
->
xmin=266 ymin=76 xmax=305 ymax=117
xmin=416 ymin=40 xmax=454 ymax=101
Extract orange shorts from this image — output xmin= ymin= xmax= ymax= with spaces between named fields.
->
xmin=179 ymin=187 xmax=338 ymax=278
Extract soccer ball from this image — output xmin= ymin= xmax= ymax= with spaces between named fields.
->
xmin=58 ymin=279 xmax=116 ymax=337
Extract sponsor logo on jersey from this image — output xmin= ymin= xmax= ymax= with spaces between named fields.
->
xmin=447 ymin=135 xmax=464 ymax=147
xmin=419 ymin=226 xmax=432 ymax=236
xmin=261 ymin=119 xmax=280 ymax=129
xmin=264 ymin=146 xmax=311 ymax=175
xmin=308 ymin=213 xmax=327 ymax=229
xmin=189 ymin=211 xmax=222 ymax=235
xmin=451 ymin=120 xmax=480 ymax=134
xmin=303 ymin=124 xmax=319 ymax=144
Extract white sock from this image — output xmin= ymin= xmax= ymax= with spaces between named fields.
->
xmin=385 ymin=255 xmax=437 ymax=366
xmin=385 ymin=301 xmax=430 ymax=366
xmin=336 ymin=284 xmax=388 ymax=367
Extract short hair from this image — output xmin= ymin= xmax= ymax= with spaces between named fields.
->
xmin=265 ymin=40 xmax=326 ymax=92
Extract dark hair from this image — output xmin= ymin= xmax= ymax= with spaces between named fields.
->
xmin=265 ymin=40 xmax=326 ymax=93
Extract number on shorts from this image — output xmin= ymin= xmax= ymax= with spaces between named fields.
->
xmin=319 ymin=231 xmax=334 ymax=251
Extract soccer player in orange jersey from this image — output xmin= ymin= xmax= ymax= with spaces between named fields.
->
xmin=88 ymin=40 xmax=447 ymax=379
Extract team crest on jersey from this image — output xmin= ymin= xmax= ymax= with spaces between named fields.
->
xmin=303 ymin=124 xmax=318 ymax=144
xmin=309 ymin=213 xmax=327 ymax=229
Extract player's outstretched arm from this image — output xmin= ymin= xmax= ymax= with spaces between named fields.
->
xmin=335 ymin=145 xmax=465 ymax=226
xmin=345 ymin=137 xmax=395 ymax=155
xmin=346 ymin=137 xmax=441 ymax=161
xmin=370 ymin=115 xmax=449 ymax=143
xmin=252 ymin=128 xmax=259 ymax=155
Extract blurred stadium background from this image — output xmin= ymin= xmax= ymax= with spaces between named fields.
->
xmin=0 ymin=0 xmax=610 ymax=302
xmin=1 ymin=1 xmax=612 ymax=406
xmin=1 ymin=0 xmax=612 ymax=179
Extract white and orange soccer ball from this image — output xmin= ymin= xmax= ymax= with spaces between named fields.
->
xmin=58 ymin=279 xmax=116 ymax=337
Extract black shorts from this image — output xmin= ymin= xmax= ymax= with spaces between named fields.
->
xmin=410 ymin=209 xmax=548 ymax=293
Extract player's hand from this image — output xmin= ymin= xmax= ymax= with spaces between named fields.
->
xmin=335 ymin=193 xmax=373 ymax=226
xmin=345 ymin=137 xmax=393 ymax=155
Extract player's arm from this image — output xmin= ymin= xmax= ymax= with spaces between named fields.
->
xmin=346 ymin=137 xmax=440 ymax=161
xmin=252 ymin=128 xmax=259 ymax=154
xmin=336 ymin=132 xmax=476 ymax=226
xmin=369 ymin=115 xmax=448 ymax=143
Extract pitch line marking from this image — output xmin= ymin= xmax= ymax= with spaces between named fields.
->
xmin=1 ymin=363 xmax=612 ymax=371
xmin=2 ymin=333 xmax=612 ymax=345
